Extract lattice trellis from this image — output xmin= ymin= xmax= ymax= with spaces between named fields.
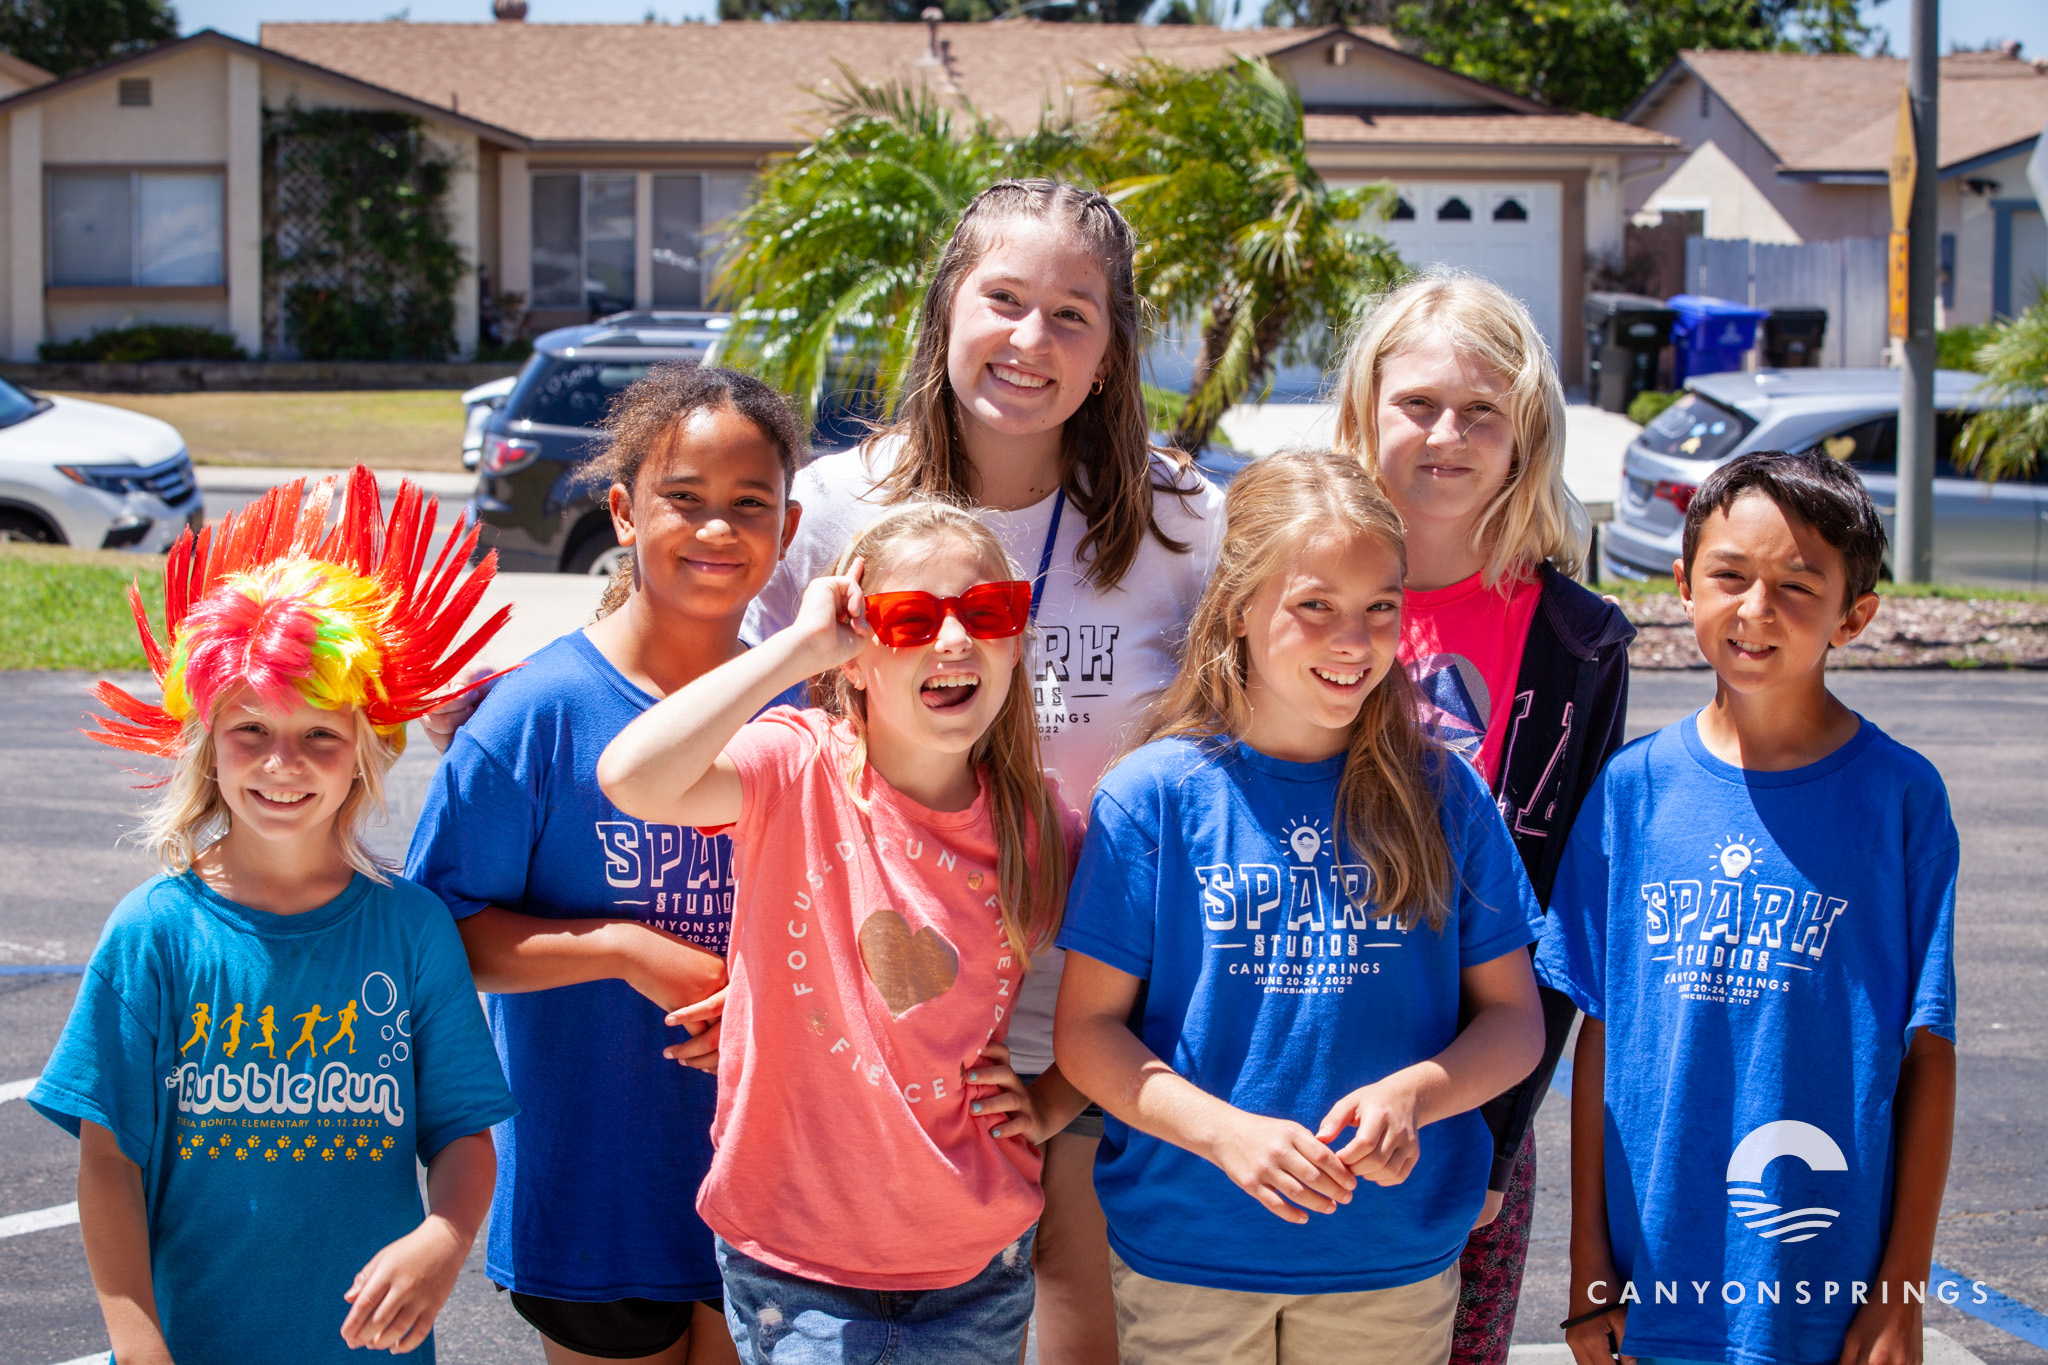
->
xmin=261 ymin=106 xmax=463 ymax=360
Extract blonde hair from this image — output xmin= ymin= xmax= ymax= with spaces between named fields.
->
xmin=876 ymin=178 xmax=1198 ymax=592
xmin=138 ymin=701 xmax=401 ymax=882
xmin=1140 ymin=450 xmax=1453 ymax=931
xmin=1334 ymin=270 xmax=1588 ymax=586
xmin=809 ymin=501 xmax=1070 ymax=962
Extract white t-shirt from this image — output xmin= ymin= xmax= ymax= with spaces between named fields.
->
xmin=746 ymin=438 xmax=1227 ymax=1073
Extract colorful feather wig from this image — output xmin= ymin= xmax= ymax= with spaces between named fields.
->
xmin=88 ymin=464 xmax=512 ymax=759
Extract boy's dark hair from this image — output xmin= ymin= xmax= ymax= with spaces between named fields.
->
xmin=1681 ymin=448 xmax=1888 ymax=606
xmin=586 ymin=362 xmax=808 ymax=498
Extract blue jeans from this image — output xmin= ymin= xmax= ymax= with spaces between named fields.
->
xmin=716 ymin=1230 xmax=1037 ymax=1364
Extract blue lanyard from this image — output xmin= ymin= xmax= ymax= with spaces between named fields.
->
xmin=1028 ymin=487 xmax=1066 ymax=626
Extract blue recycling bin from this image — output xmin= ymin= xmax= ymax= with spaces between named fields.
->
xmin=1668 ymin=294 xmax=1769 ymax=383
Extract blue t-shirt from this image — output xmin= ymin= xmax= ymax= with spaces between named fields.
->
xmin=1536 ymin=714 xmax=1958 ymax=1365
xmin=1057 ymin=737 xmax=1543 ymax=1294
xmin=29 ymin=871 xmax=515 ymax=1365
xmin=406 ymin=629 xmax=792 ymax=1302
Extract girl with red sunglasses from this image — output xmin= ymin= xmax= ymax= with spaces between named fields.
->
xmin=599 ymin=501 xmax=1082 ymax=1363
xmin=745 ymin=180 xmax=1226 ymax=1361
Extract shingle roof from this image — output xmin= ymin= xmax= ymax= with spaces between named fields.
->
xmin=1304 ymin=109 xmax=1675 ymax=151
xmin=1670 ymin=48 xmax=2048 ymax=174
xmin=259 ymin=19 xmax=1663 ymax=154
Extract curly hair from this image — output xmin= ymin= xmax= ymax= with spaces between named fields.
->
xmin=584 ymin=363 xmax=809 ymax=617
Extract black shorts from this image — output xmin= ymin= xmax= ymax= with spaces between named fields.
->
xmin=508 ymin=1290 xmax=723 ymax=1359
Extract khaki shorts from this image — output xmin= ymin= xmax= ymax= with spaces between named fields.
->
xmin=1109 ymin=1251 xmax=1460 ymax=1365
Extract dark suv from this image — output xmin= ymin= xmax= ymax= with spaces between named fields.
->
xmin=469 ymin=315 xmax=878 ymax=574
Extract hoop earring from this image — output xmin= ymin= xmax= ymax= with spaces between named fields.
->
xmin=1091 ymin=377 xmax=1104 ymax=395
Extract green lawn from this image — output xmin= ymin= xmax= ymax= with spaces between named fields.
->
xmin=1 ymin=544 xmax=167 ymax=670
xmin=56 ymin=389 xmax=473 ymax=473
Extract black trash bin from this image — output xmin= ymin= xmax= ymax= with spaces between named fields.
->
xmin=1584 ymin=292 xmax=1678 ymax=414
xmin=1762 ymin=305 xmax=1828 ymax=368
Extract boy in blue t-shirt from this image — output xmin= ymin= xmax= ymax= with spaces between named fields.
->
xmin=1538 ymin=450 xmax=1957 ymax=1365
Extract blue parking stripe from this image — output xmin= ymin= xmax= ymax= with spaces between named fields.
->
xmin=1545 ymin=1063 xmax=2048 ymax=1350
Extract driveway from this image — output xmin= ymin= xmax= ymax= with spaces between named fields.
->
xmin=1 ymin=669 xmax=2041 ymax=1364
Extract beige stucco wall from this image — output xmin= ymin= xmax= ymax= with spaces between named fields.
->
xmin=1643 ymin=140 xmax=1801 ymax=244
xmin=428 ymin=125 xmax=481 ymax=358
xmin=1279 ymin=43 xmax=1488 ymax=109
xmin=43 ymin=46 xmax=229 ymax=164
xmin=9 ymin=104 xmax=41 ymax=360
xmin=1628 ymin=66 xmax=1891 ymax=243
xmin=0 ymin=114 xmax=11 ymax=349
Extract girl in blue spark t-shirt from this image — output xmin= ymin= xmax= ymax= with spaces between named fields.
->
xmin=1054 ymin=450 xmax=1547 ymax=1365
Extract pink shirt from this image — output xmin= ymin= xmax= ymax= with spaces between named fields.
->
xmin=702 ymin=706 xmax=1069 ymax=1290
xmin=1399 ymin=571 xmax=1543 ymax=789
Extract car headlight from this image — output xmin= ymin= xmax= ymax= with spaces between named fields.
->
xmin=59 ymin=464 xmax=145 ymax=494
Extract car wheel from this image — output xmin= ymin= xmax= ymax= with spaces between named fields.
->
xmin=562 ymin=526 xmax=627 ymax=576
xmin=0 ymin=510 xmax=61 ymax=545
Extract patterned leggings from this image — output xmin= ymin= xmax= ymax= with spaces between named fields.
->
xmin=1449 ymin=1131 xmax=1538 ymax=1365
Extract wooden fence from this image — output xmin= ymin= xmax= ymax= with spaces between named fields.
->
xmin=1683 ymin=236 xmax=1889 ymax=368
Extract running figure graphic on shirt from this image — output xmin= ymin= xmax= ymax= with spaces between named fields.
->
xmin=286 ymin=1004 xmax=330 ymax=1059
xmin=250 ymin=1004 xmax=278 ymax=1058
xmin=324 ymin=999 xmax=359 ymax=1055
xmin=178 ymin=1002 xmax=212 ymax=1056
xmin=218 ymin=1003 xmax=247 ymax=1058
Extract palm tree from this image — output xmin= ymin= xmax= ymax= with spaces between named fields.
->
xmin=1953 ymin=291 xmax=2048 ymax=481
xmin=709 ymin=73 xmax=1079 ymax=421
xmin=1090 ymin=55 xmax=1405 ymax=454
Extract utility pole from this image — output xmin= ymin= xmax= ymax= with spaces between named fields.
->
xmin=1896 ymin=0 xmax=1938 ymax=583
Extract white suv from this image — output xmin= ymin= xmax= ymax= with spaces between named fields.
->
xmin=0 ymin=377 xmax=202 ymax=551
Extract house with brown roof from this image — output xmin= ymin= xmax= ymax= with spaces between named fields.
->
xmin=0 ymin=10 xmax=1674 ymax=372
xmin=1622 ymin=46 xmax=2048 ymax=325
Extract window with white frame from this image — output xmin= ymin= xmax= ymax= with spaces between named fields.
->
xmin=652 ymin=172 xmax=752 ymax=308
xmin=48 ymin=170 xmax=224 ymax=288
xmin=531 ymin=172 xmax=635 ymax=315
xmin=532 ymin=170 xmax=753 ymax=315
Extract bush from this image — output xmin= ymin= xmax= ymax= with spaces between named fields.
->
xmin=1627 ymin=389 xmax=1681 ymax=426
xmin=1937 ymin=324 xmax=1996 ymax=374
xmin=39 ymin=325 xmax=246 ymax=363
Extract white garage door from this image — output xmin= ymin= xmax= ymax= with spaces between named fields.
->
xmin=1376 ymin=182 xmax=1564 ymax=360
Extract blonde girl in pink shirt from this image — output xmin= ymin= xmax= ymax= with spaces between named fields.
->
xmin=599 ymin=502 xmax=1082 ymax=1363
xmin=1333 ymin=272 xmax=1635 ymax=1365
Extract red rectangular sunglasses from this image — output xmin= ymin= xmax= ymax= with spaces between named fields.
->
xmin=862 ymin=581 xmax=1033 ymax=648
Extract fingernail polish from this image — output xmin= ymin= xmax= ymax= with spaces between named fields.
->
xmin=972 ymin=1102 xmax=983 ymax=1114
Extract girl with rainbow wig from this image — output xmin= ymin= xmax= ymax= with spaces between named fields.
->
xmin=27 ymin=467 xmax=520 ymax=1365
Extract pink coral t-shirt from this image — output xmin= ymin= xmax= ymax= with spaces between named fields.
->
xmin=1400 ymin=571 xmax=1543 ymax=789
xmin=702 ymin=706 xmax=1065 ymax=1290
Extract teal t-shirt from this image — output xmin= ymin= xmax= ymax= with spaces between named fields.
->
xmin=30 ymin=870 xmax=517 ymax=1365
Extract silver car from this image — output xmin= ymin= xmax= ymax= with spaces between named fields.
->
xmin=1602 ymin=368 xmax=2048 ymax=589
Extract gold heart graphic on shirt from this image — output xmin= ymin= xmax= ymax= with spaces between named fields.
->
xmin=857 ymin=910 xmax=960 ymax=1017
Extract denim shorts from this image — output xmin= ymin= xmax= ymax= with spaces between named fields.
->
xmin=716 ymin=1229 xmax=1036 ymax=1364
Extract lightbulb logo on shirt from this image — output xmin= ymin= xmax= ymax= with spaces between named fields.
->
xmin=1640 ymin=830 xmax=1850 ymax=1007
xmin=1725 ymin=1120 xmax=1848 ymax=1244
xmin=1200 ymin=813 xmax=1410 ymax=996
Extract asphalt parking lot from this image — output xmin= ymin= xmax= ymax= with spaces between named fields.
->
xmin=1 ymin=668 xmax=2043 ymax=1365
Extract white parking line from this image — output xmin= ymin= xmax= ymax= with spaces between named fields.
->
xmin=0 ymin=1201 xmax=78 ymax=1239
xmin=1 ymin=1075 xmax=39 ymax=1103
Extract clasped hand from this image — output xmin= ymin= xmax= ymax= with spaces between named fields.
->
xmin=1206 ymin=1077 xmax=1423 ymax=1225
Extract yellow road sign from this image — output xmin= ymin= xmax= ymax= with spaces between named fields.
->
xmin=1889 ymin=229 xmax=1909 ymax=339
xmin=1890 ymin=86 xmax=1917 ymax=232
